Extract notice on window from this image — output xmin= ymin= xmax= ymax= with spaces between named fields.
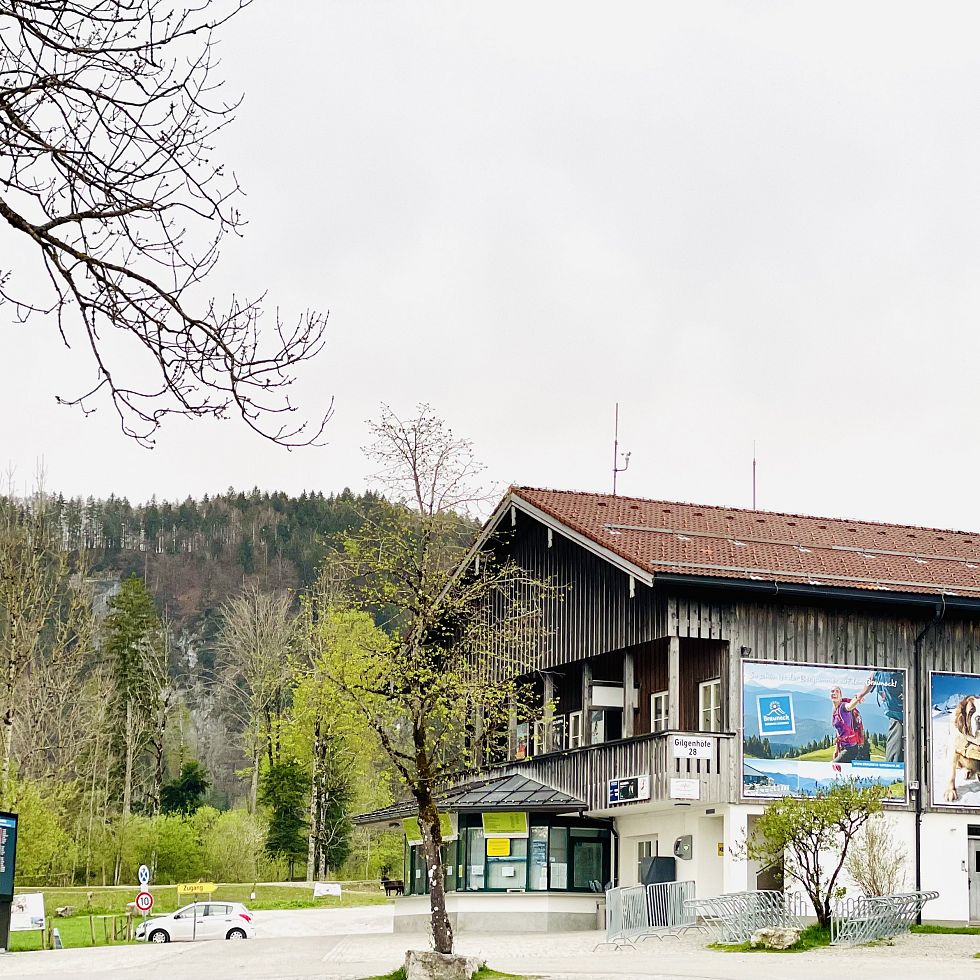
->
xmin=486 ymin=837 xmax=511 ymax=857
xmin=482 ymin=811 xmax=528 ymax=837
xmin=550 ymin=862 xmax=568 ymax=889
xmin=402 ymin=812 xmax=456 ymax=843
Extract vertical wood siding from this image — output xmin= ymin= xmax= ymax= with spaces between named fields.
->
xmin=677 ymin=639 xmax=725 ymax=730
xmin=490 ymin=512 xmax=670 ymax=669
xmin=633 ymin=639 xmax=668 ymax=733
xmin=499 ymin=732 xmax=735 ymax=810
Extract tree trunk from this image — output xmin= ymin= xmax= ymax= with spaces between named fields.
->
xmin=417 ymin=794 xmax=453 ymax=955
xmin=151 ymin=699 xmax=166 ymax=816
xmin=122 ymin=699 xmax=134 ymax=818
xmin=0 ymin=611 xmax=20 ymax=809
xmin=249 ymin=742 xmax=260 ymax=814
xmin=306 ymin=721 xmax=319 ymax=883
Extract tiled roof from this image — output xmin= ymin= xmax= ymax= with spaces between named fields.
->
xmin=354 ymin=774 xmax=585 ymax=826
xmin=511 ymin=487 xmax=980 ymax=598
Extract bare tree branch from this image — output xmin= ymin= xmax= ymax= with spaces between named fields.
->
xmin=0 ymin=0 xmax=332 ymax=446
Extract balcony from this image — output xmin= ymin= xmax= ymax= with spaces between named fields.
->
xmin=498 ymin=730 xmax=736 ymax=811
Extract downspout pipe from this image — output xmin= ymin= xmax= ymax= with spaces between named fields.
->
xmin=913 ymin=600 xmax=945 ymax=922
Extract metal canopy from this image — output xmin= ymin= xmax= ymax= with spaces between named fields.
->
xmin=354 ymin=774 xmax=585 ymax=826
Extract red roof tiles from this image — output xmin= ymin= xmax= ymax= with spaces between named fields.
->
xmin=510 ymin=487 xmax=980 ymax=597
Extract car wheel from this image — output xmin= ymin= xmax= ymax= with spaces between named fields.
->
xmin=226 ymin=928 xmax=247 ymax=940
xmin=149 ymin=929 xmax=170 ymax=943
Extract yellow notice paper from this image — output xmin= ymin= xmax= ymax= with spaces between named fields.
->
xmin=486 ymin=838 xmax=511 ymax=857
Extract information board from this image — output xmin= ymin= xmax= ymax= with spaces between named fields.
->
xmin=10 ymin=893 xmax=44 ymax=932
xmin=402 ymin=812 xmax=456 ymax=843
xmin=0 ymin=811 xmax=17 ymax=899
xmin=481 ymin=811 xmax=528 ymax=837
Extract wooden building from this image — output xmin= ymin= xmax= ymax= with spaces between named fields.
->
xmin=363 ymin=486 xmax=980 ymax=927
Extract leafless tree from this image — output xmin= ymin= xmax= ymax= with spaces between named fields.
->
xmin=214 ymin=585 xmax=297 ymax=811
xmin=0 ymin=488 xmax=64 ymax=807
xmin=0 ymin=0 xmax=330 ymax=446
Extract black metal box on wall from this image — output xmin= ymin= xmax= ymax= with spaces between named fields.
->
xmin=639 ymin=855 xmax=676 ymax=885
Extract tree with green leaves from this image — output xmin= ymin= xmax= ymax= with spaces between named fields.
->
xmin=320 ymin=405 xmax=553 ymax=956
xmin=746 ymin=782 xmax=887 ymax=929
xmin=161 ymin=761 xmax=210 ymax=815
xmin=260 ymin=758 xmax=309 ymax=879
xmin=295 ymin=607 xmax=392 ymax=881
xmin=102 ymin=574 xmax=165 ymax=820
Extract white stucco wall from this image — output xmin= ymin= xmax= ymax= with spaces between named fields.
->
xmin=613 ymin=803 xmax=976 ymax=922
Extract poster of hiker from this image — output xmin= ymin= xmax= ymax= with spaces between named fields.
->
xmin=930 ymin=672 xmax=980 ymax=808
xmin=741 ymin=660 xmax=907 ymax=801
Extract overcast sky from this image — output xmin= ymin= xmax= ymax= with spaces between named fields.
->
xmin=3 ymin=2 xmax=980 ymax=530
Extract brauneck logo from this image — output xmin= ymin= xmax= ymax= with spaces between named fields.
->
xmin=757 ymin=693 xmax=796 ymax=735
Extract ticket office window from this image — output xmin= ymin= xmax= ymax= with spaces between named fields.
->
xmin=456 ymin=816 xmax=611 ymax=893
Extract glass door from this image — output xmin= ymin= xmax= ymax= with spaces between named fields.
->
xmin=465 ymin=827 xmax=485 ymax=890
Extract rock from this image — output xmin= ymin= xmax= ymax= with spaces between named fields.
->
xmin=404 ymin=949 xmax=484 ymax=980
xmin=748 ymin=926 xmax=802 ymax=950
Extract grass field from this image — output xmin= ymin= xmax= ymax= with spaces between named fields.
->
xmin=793 ymin=746 xmax=885 ymax=762
xmin=7 ymin=883 xmax=389 ymax=952
xmin=709 ymin=924 xmax=831 ymax=953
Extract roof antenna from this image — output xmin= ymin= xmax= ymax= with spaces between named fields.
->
xmin=613 ymin=402 xmax=631 ymax=496
xmin=752 ymin=440 xmax=757 ymax=510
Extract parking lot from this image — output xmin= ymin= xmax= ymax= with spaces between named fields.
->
xmin=2 ymin=904 xmax=978 ymax=980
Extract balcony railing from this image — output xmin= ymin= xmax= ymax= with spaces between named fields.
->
xmin=498 ymin=730 xmax=735 ymax=810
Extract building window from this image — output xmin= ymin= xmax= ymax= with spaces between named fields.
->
xmin=568 ymin=711 xmax=584 ymax=748
xmin=590 ymin=709 xmax=605 ymax=744
xmin=650 ymin=691 xmax=668 ymax=732
xmin=514 ymin=722 xmax=529 ymax=760
xmin=533 ymin=719 xmax=546 ymax=757
xmin=551 ymin=715 xmax=567 ymax=752
xmin=699 ymin=678 xmax=722 ymax=732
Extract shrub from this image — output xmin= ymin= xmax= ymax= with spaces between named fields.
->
xmin=844 ymin=813 xmax=906 ymax=897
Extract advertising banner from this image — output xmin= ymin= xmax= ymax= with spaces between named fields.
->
xmin=930 ymin=672 xmax=980 ymax=807
xmin=0 ymin=811 xmax=17 ymax=899
xmin=741 ymin=660 xmax=906 ymax=800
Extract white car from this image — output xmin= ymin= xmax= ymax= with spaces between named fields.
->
xmin=136 ymin=901 xmax=255 ymax=943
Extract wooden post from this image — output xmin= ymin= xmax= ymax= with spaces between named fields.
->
xmin=667 ymin=637 xmax=680 ymax=730
xmin=623 ymin=650 xmax=636 ymax=738
xmin=582 ymin=660 xmax=593 ymax=745
xmin=543 ymin=672 xmax=556 ymax=751
xmin=89 ymin=913 xmax=96 ymax=946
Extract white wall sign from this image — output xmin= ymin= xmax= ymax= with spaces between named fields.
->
xmin=670 ymin=777 xmax=701 ymax=801
xmin=313 ymin=881 xmax=342 ymax=898
xmin=670 ymin=735 xmax=715 ymax=759
xmin=591 ymin=683 xmax=625 ymax=709
xmin=608 ymin=774 xmax=651 ymax=804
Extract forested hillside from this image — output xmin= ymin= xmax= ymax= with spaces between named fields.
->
xmin=54 ymin=487 xmax=386 ymax=591
xmin=0 ymin=488 xmax=412 ymax=888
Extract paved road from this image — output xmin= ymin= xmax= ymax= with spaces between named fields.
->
xmin=3 ymin=905 xmax=977 ymax=979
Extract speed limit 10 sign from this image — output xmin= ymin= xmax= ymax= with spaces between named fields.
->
xmin=135 ymin=891 xmax=153 ymax=913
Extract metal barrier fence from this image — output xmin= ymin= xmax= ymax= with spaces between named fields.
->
xmin=596 ymin=881 xmax=699 ymax=949
xmin=684 ymin=890 xmax=807 ymax=944
xmin=830 ymin=890 xmax=938 ymax=946
xmin=647 ymin=879 xmax=699 ymax=934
